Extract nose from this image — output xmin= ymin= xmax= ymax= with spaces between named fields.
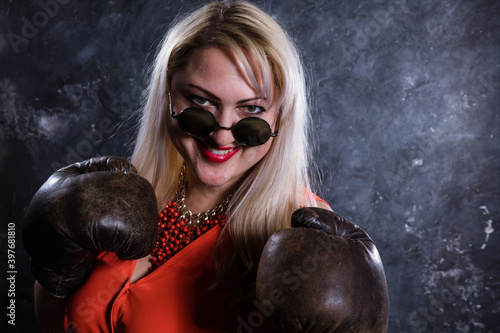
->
xmin=209 ymin=109 xmax=237 ymax=146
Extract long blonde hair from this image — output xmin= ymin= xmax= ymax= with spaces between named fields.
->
xmin=132 ymin=0 xmax=318 ymax=274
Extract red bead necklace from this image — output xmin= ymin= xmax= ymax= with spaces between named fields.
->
xmin=149 ymin=164 xmax=231 ymax=272
xmin=149 ymin=197 xmax=226 ymax=271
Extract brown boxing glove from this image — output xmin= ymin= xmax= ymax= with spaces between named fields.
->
xmin=22 ymin=156 xmax=158 ymax=298
xmin=255 ymin=207 xmax=389 ymax=332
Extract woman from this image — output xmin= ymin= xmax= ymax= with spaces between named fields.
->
xmin=25 ymin=1 xmax=389 ymax=332
xmin=129 ymin=0 xmax=326 ymax=283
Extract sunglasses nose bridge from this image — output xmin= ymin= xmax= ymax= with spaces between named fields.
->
xmin=211 ymin=107 xmax=239 ymax=131
xmin=215 ymin=123 xmax=232 ymax=131
xmin=208 ymin=122 xmax=242 ymax=148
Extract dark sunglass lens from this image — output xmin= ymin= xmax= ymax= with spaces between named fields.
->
xmin=178 ymin=108 xmax=216 ymax=136
xmin=233 ymin=117 xmax=272 ymax=146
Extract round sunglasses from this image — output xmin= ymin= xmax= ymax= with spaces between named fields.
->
xmin=169 ymin=92 xmax=280 ymax=146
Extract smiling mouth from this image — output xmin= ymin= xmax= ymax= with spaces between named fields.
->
xmin=208 ymin=147 xmax=237 ymax=155
xmin=198 ymin=141 xmax=241 ymax=163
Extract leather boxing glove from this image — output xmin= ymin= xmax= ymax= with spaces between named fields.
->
xmin=22 ymin=156 xmax=158 ymax=298
xmin=256 ymin=207 xmax=389 ymax=332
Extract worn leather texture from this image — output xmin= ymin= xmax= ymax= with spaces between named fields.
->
xmin=22 ymin=156 xmax=158 ymax=297
xmin=256 ymin=207 xmax=390 ymax=332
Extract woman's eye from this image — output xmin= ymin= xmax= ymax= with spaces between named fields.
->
xmin=192 ymin=96 xmax=210 ymax=106
xmin=243 ymin=105 xmax=265 ymax=114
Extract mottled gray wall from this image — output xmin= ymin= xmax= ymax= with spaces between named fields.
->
xmin=1 ymin=0 xmax=499 ymax=332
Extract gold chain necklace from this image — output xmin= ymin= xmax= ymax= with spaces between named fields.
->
xmin=176 ymin=163 xmax=233 ymax=225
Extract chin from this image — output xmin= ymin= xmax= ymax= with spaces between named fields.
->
xmin=192 ymin=163 xmax=237 ymax=187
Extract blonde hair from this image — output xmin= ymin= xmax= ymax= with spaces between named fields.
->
xmin=132 ymin=0 xmax=318 ymax=275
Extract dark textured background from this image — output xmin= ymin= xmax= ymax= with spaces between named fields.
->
xmin=1 ymin=0 xmax=499 ymax=332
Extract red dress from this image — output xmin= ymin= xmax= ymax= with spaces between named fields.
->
xmin=66 ymin=194 xmax=329 ymax=332
xmin=65 ymin=224 xmax=276 ymax=332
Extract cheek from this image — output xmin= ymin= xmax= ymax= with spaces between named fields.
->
xmin=167 ymin=119 xmax=187 ymax=141
xmin=166 ymin=118 xmax=177 ymax=135
xmin=166 ymin=121 xmax=189 ymax=152
xmin=245 ymin=140 xmax=273 ymax=161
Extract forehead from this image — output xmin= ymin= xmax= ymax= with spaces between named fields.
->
xmin=187 ymin=48 xmax=251 ymax=82
xmin=173 ymin=47 xmax=274 ymax=101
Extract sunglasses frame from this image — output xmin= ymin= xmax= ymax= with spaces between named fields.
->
xmin=168 ymin=90 xmax=280 ymax=146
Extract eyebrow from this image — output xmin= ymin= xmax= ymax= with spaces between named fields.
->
xmin=188 ymin=84 xmax=267 ymax=104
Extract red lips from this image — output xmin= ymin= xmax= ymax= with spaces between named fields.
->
xmin=198 ymin=142 xmax=241 ymax=163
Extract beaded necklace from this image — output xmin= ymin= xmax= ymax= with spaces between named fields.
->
xmin=149 ymin=164 xmax=232 ymax=271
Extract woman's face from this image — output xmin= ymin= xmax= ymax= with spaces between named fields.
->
xmin=167 ymin=47 xmax=279 ymax=192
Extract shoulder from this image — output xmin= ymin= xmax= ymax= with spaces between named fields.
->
xmin=307 ymin=192 xmax=332 ymax=211
xmin=316 ymin=199 xmax=332 ymax=211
